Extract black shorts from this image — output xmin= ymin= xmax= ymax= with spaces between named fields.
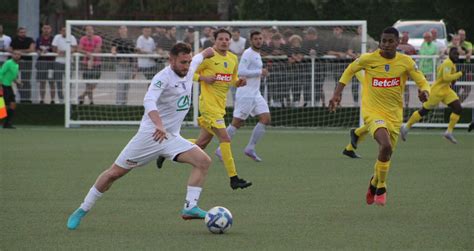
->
xmin=80 ymin=64 xmax=102 ymax=80
xmin=2 ymin=85 xmax=16 ymax=104
xmin=36 ymin=60 xmax=55 ymax=80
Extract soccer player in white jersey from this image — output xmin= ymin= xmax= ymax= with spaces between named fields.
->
xmin=215 ymin=30 xmax=270 ymax=162
xmin=66 ymin=43 xmax=215 ymax=230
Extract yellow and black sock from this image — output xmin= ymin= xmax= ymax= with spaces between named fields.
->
xmin=406 ymin=111 xmax=422 ymax=129
xmin=447 ymin=113 xmax=460 ymax=133
xmin=220 ymin=142 xmax=238 ymax=177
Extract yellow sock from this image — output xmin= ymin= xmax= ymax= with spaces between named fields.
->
xmin=375 ymin=160 xmax=391 ymax=189
xmin=220 ymin=142 xmax=238 ymax=177
xmin=187 ymin=138 xmax=196 ymax=144
xmin=370 ymin=162 xmax=378 ymax=187
xmin=447 ymin=113 xmax=460 ymax=133
xmin=345 ymin=143 xmax=355 ymax=151
xmin=354 ymin=125 xmax=368 ymax=137
xmin=406 ymin=111 xmax=422 ymax=129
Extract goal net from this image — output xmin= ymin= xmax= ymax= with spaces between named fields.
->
xmin=64 ymin=20 xmax=473 ymax=128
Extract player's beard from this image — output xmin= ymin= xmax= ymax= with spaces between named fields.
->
xmin=172 ymin=67 xmax=188 ymax=78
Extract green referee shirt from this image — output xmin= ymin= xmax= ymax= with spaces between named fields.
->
xmin=0 ymin=59 xmax=19 ymax=87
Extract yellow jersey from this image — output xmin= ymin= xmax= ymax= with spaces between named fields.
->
xmin=339 ymin=49 xmax=430 ymax=123
xmin=196 ymin=51 xmax=239 ymax=117
xmin=431 ymin=58 xmax=462 ymax=94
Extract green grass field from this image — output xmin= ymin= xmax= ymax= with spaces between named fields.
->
xmin=1 ymin=127 xmax=473 ymax=250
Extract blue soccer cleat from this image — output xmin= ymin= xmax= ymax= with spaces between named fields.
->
xmin=67 ymin=208 xmax=88 ymax=230
xmin=181 ymin=206 xmax=207 ymax=220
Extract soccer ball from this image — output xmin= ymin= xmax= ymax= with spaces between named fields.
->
xmin=204 ymin=206 xmax=233 ymax=234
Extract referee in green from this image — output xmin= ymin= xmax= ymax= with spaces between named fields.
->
xmin=0 ymin=50 xmax=21 ymax=128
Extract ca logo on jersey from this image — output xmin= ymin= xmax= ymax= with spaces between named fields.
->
xmin=154 ymin=80 xmax=163 ymax=88
xmin=176 ymin=95 xmax=190 ymax=111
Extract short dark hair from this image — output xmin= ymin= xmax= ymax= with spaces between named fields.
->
xmin=213 ymin=28 xmax=231 ymax=40
xmin=170 ymin=42 xmax=192 ymax=57
xmin=449 ymin=47 xmax=458 ymax=54
xmin=382 ymin=27 xmax=399 ymax=39
xmin=250 ymin=30 xmax=261 ymax=39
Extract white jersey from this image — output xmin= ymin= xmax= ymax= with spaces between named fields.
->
xmin=139 ymin=53 xmax=204 ymax=136
xmin=236 ymin=47 xmax=264 ymax=98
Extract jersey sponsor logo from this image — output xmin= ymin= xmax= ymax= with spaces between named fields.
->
xmin=384 ymin=64 xmax=390 ymax=72
xmin=215 ymin=73 xmax=232 ymax=82
xmin=372 ymin=77 xmax=400 ymax=88
xmin=154 ymin=80 xmax=163 ymax=88
xmin=176 ymin=95 xmax=190 ymax=111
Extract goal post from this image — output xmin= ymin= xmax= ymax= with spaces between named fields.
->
xmin=64 ymin=20 xmax=473 ymax=129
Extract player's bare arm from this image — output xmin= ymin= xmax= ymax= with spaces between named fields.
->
xmin=148 ymin=110 xmax=168 ymax=143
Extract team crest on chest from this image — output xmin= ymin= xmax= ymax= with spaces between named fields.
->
xmin=384 ymin=64 xmax=390 ymax=72
xmin=224 ymin=62 xmax=228 ymax=68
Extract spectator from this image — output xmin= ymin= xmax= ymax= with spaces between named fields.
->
xmin=157 ymin=26 xmax=177 ymax=53
xmin=151 ymin=26 xmax=166 ymax=46
xmin=397 ymin=32 xmax=416 ymax=55
xmin=419 ymin=31 xmax=438 ymax=81
xmin=287 ymin=34 xmax=303 ymax=54
xmin=10 ymin=27 xmax=35 ymax=103
xmin=136 ymin=27 xmax=156 ymax=80
xmin=52 ymin=26 xmax=77 ymax=104
xmin=36 ymin=24 xmax=55 ymax=104
xmin=262 ymin=33 xmax=288 ymax=56
xmin=397 ymin=31 xmax=416 ymax=107
xmin=229 ymin=28 xmax=246 ymax=56
xmin=288 ymin=47 xmax=311 ymax=107
xmin=325 ymin=26 xmax=351 ymax=90
xmin=182 ymin=26 xmax=199 ymax=50
xmin=199 ymin=26 xmax=213 ymax=47
xmin=111 ymin=25 xmax=135 ymax=105
xmin=77 ymin=25 xmax=102 ymax=105
xmin=302 ymin=27 xmax=325 ymax=106
xmin=0 ymin=50 xmax=21 ymax=128
xmin=202 ymin=26 xmax=217 ymax=49
xmin=0 ymin=24 xmax=12 ymax=67
xmin=430 ymin=28 xmax=446 ymax=55
xmin=454 ymin=29 xmax=473 ymax=103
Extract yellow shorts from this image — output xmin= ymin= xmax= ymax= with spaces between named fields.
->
xmin=422 ymin=89 xmax=459 ymax=110
xmin=197 ymin=113 xmax=226 ymax=135
xmin=364 ymin=115 xmax=401 ymax=150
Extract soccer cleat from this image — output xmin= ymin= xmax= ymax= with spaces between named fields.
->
xmin=230 ymin=176 xmax=252 ymax=190
xmin=443 ymin=131 xmax=458 ymax=144
xmin=156 ymin=156 xmax=166 ymax=169
xmin=342 ymin=149 xmax=361 ymax=158
xmin=67 ymin=208 xmax=88 ymax=230
xmin=244 ymin=149 xmax=262 ymax=162
xmin=349 ymin=128 xmax=359 ymax=149
xmin=400 ymin=125 xmax=409 ymax=141
xmin=181 ymin=206 xmax=207 ymax=220
xmin=214 ymin=148 xmax=223 ymax=162
xmin=468 ymin=122 xmax=474 ymax=132
xmin=366 ymin=177 xmax=376 ymax=205
xmin=374 ymin=187 xmax=387 ymax=206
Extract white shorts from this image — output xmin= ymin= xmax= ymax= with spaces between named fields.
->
xmin=115 ymin=132 xmax=196 ymax=169
xmin=233 ymin=95 xmax=270 ymax=120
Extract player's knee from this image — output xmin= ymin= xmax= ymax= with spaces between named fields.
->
xmin=379 ymin=143 xmax=392 ymax=157
xmin=197 ymin=155 xmax=212 ymax=171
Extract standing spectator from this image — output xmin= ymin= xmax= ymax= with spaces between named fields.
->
xmin=77 ymin=25 xmax=102 ymax=105
xmin=0 ymin=50 xmax=21 ymax=128
xmin=52 ymin=26 xmax=78 ymax=104
xmin=0 ymin=24 xmax=12 ymax=67
xmin=182 ymin=26 xmax=199 ymax=51
xmin=199 ymin=26 xmax=213 ymax=47
xmin=111 ymin=25 xmax=135 ymax=105
xmin=430 ymin=28 xmax=446 ymax=55
xmin=302 ymin=27 xmax=325 ymax=106
xmin=397 ymin=31 xmax=417 ymax=107
xmin=419 ymin=31 xmax=438 ymax=81
xmin=157 ymin=26 xmax=177 ymax=53
xmin=10 ymin=27 xmax=35 ymax=103
xmin=262 ymin=33 xmax=288 ymax=107
xmin=457 ymin=29 xmax=472 ymax=103
xmin=347 ymin=26 xmax=379 ymax=105
xmin=36 ymin=24 xmax=55 ymax=104
xmin=229 ymin=28 xmax=246 ymax=56
xmin=397 ymin=32 xmax=416 ymax=55
xmin=136 ymin=27 xmax=156 ymax=80
xmin=325 ymin=26 xmax=350 ymax=91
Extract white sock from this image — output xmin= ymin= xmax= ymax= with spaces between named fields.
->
xmin=184 ymin=186 xmax=202 ymax=210
xmin=226 ymin=125 xmax=237 ymax=139
xmin=246 ymin=122 xmax=266 ymax=150
xmin=79 ymin=186 xmax=103 ymax=212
